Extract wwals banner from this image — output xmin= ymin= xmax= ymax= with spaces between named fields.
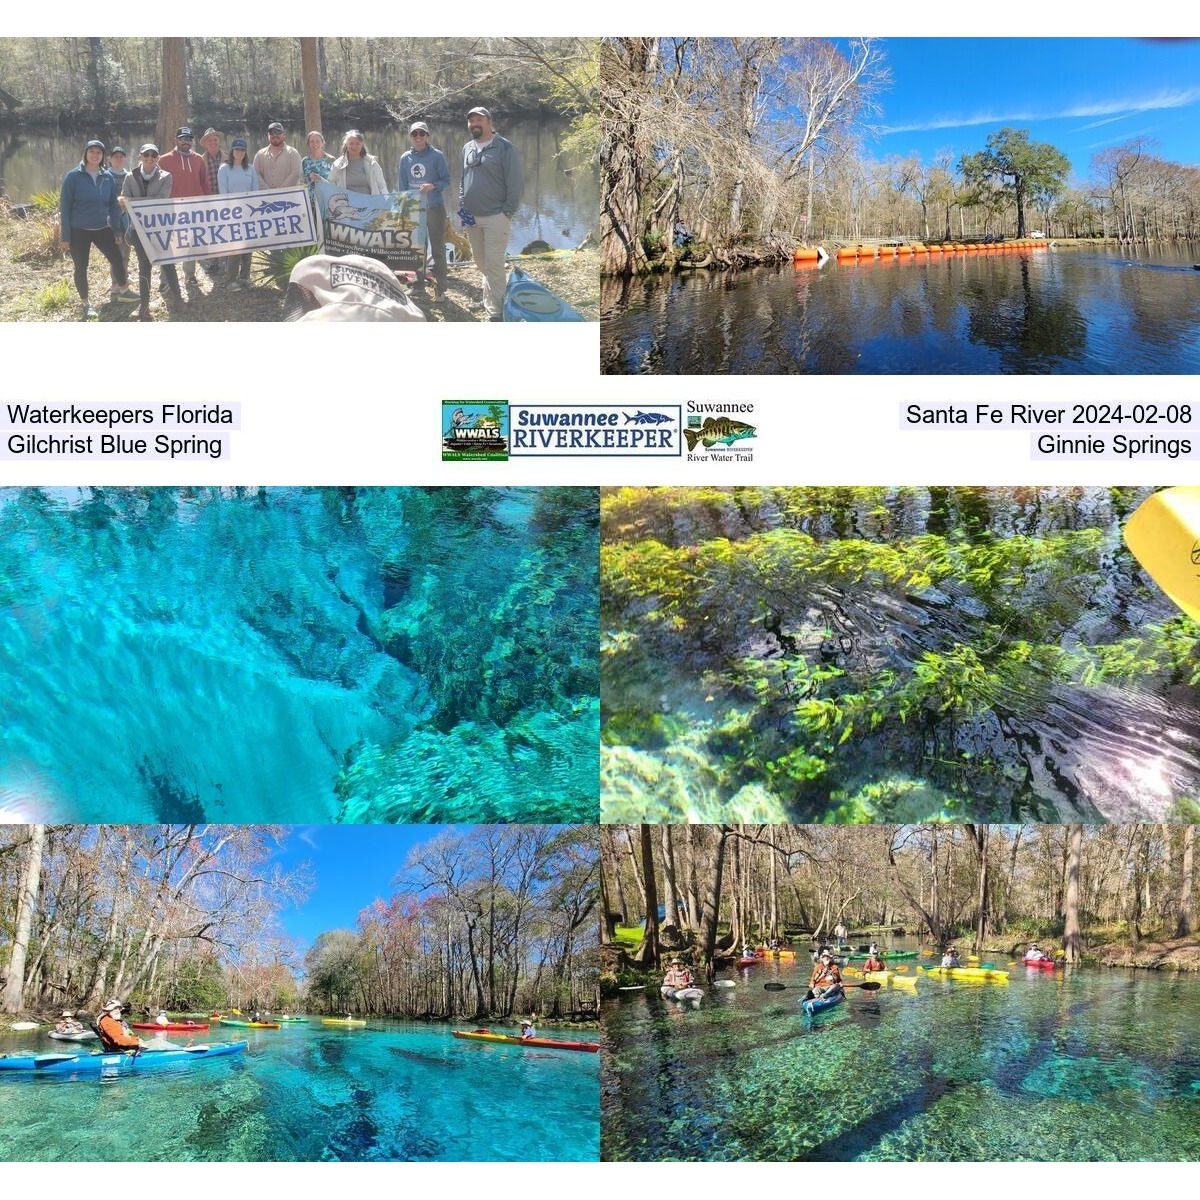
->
xmin=125 ymin=186 xmax=318 ymax=265
xmin=313 ymin=180 xmax=427 ymax=273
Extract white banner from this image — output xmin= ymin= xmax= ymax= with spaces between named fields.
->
xmin=124 ymin=185 xmax=318 ymax=265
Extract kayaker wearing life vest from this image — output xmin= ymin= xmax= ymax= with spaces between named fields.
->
xmin=941 ymin=948 xmax=962 ymax=969
xmin=55 ymin=1010 xmax=85 ymax=1036
xmin=808 ymin=950 xmax=843 ymax=1001
xmin=96 ymin=1000 xmax=142 ymax=1051
xmin=520 ymin=1018 xmax=537 ymax=1040
xmin=663 ymin=960 xmax=693 ymax=991
xmin=864 ymin=950 xmax=885 ymax=973
xmin=1024 ymin=943 xmax=1048 ymax=962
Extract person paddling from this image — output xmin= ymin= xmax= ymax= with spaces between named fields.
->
xmin=55 ymin=1010 xmax=85 ymax=1036
xmin=863 ymin=949 xmax=886 ymax=973
xmin=941 ymin=947 xmax=962 ymax=969
xmin=808 ymin=950 xmax=843 ymax=1002
xmin=96 ymin=1000 xmax=142 ymax=1051
xmin=519 ymin=1018 xmax=537 ymax=1040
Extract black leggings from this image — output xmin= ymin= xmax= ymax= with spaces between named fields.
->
xmin=68 ymin=227 xmax=127 ymax=299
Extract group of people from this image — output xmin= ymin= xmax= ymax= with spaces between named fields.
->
xmin=58 ymin=105 xmax=524 ymax=321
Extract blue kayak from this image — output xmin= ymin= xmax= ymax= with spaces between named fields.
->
xmin=503 ymin=266 xmax=586 ymax=322
xmin=801 ymin=989 xmax=845 ymax=1017
xmin=0 ymin=1040 xmax=247 ymax=1077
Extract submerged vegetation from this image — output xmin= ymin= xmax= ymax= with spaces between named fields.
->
xmin=600 ymin=486 xmax=1200 ymax=824
xmin=0 ymin=486 xmax=598 ymax=824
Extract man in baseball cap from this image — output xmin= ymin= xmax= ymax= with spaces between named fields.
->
xmin=399 ymin=120 xmax=451 ymax=302
xmin=459 ymin=105 xmax=523 ymax=319
xmin=158 ymin=124 xmax=210 ymax=291
xmin=255 ymin=121 xmax=302 ymax=189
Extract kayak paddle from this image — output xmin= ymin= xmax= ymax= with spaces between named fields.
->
xmin=764 ymin=981 xmax=881 ymax=992
xmin=1123 ymin=487 xmax=1200 ymax=622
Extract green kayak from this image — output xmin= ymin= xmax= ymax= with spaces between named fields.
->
xmin=846 ymin=949 xmax=919 ymax=960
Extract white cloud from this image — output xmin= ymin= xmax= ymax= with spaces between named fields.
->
xmin=881 ymin=86 xmax=1200 ymax=135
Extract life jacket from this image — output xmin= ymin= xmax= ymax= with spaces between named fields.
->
xmin=864 ymin=957 xmax=885 ymax=973
xmin=810 ymin=962 xmax=841 ymax=988
xmin=95 ymin=1012 xmax=139 ymax=1052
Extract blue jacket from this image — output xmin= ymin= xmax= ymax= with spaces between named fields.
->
xmin=398 ymin=144 xmax=450 ymax=210
xmin=60 ymin=163 xmax=122 ymax=239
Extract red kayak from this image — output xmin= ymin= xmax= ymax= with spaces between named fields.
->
xmin=1022 ymin=958 xmax=1058 ymax=970
xmin=131 ymin=1022 xmax=211 ymax=1032
xmin=736 ymin=956 xmax=761 ymax=968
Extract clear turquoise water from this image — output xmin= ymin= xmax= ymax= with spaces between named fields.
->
xmin=0 ymin=1022 xmax=599 ymax=1161
xmin=602 ymin=960 xmax=1200 ymax=1160
xmin=0 ymin=487 xmax=599 ymax=824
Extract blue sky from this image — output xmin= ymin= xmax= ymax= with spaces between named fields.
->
xmin=269 ymin=824 xmax=454 ymax=948
xmin=860 ymin=39 xmax=1200 ymax=178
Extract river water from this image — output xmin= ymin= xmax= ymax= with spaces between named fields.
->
xmin=602 ymin=955 xmax=1200 ymax=1160
xmin=600 ymin=486 xmax=1200 ymax=825
xmin=0 ymin=1020 xmax=599 ymax=1161
xmin=601 ymin=244 xmax=1200 ymax=374
xmin=0 ymin=118 xmax=597 ymax=254
xmin=0 ymin=486 xmax=599 ymax=825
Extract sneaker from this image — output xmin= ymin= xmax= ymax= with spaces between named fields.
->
xmin=80 ymin=302 xmax=98 ymax=320
xmin=228 ymin=281 xmax=244 ymax=292
xmin=115 ymin=286 xmax=139 ymax=303
xmin=108 ymin=283 xmax=120 ymax=298
xmin=431 ymin=287 xmax=445 ymax=304
xmin=136 ymin=304 xmax=153 ymax=322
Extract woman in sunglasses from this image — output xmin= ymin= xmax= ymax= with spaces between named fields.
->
xmin=120 ymin=144 xmax=180 ymax=320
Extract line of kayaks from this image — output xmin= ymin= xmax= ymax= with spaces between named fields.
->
xmin=452 ymin=1029 xmax=600 ymax=1053
xmin=0 ymin=1041 xmax=248 ymax=1076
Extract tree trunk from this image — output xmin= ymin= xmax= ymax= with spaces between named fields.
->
xmin=698 ymin=827 xmax=732 ymax=976
xmin=1063 ymin=824 xmax=1084 ymax=963
xmin=1178 ymin=826 xmax=1195 ymax=938
xmin=599 ymin=38 xmax=657 ymax=276
xmin=968 ymin=824 xmax=989 ymax=954
xmin=2 ymin=825 xmax=46 ymax=1014
xmin=634 ymin=824 xmax=660 ymax=970
xmin=660 ymin=824 xmax=681 ymax=931
xmin=300 ymin=38 xmax=322 ymax=136
xmin=157 ymin=39 xmax=188 ymax=153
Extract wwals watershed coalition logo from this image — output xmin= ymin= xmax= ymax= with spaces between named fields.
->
xmin=442 ymin=401 xmax=509 ymax=461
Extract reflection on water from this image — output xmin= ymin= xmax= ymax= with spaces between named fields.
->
xmin=0 ymin=119 xmax=597 ymax=253
xmin=0 ymin=1022 xmax=598 ymax=1161
xmin=601 ymin=245 xmax=1200 ymax=374
xmin=602 ymin=963 xmax=1200 ymax=1161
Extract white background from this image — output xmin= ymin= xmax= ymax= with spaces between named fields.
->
xmin=3 ymin=11 xmax=1198 ymax=1187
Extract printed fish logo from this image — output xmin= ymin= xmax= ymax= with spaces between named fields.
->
xmin=249 ymin=200 xmax=301 ymax=215
xmin=684 ymin=417 xmax=756 ymax=451
xmin=624 ymin=411 xmax=673 ymax=425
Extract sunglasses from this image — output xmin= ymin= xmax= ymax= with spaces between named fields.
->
xmin=141 ymin=151 xmax=159 ymax=158
xmin=412 ymin=131 xmax=428 ymax=137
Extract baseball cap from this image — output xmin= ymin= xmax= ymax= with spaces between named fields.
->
xmin=85 ymin=139 xmax=105 ymax=152
xmin=139 ymin=143 xmax=159 ymax=156
xmin=231 ymin=137 xmax=248 ymax=150
xmin=466 ymin=107 xmax=491 ymax=119
xmin=267 ymin=121 xmax=285 ymax=133
xmin=410 ymin=122 xmax=429 ymax=134
xmin=110 ymin=145 xmax=127 ymax=156
xmin=176 ymin=126 xmax=193 ymax=139
xmin=283 ymin=254 xmax=428 ymax=323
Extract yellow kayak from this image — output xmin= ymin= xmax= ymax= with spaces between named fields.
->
xmin=920 ymin=965 xmax=1009 ymax=982
xmin=864 ymin=970 xmax=918 ymax=990
xmin=321 ymin=1018 xmax=367 ymax=1027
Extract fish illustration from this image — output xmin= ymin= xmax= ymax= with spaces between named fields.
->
xmin=684 ymin=417 xmax=757 ymax=451
xmin=249 ymin=200 xmax=301 ymax=215
xmin=624 ymin=411 xmax=673 ymax=425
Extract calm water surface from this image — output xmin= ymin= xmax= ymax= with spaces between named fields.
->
xmin=602 ymin=952 xmax=1200 ymax=1160
xmin=601 ymin=245 xmax=1200 ymax=374
xmin=0 ymin=1021 xmax=598 ymax=1161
